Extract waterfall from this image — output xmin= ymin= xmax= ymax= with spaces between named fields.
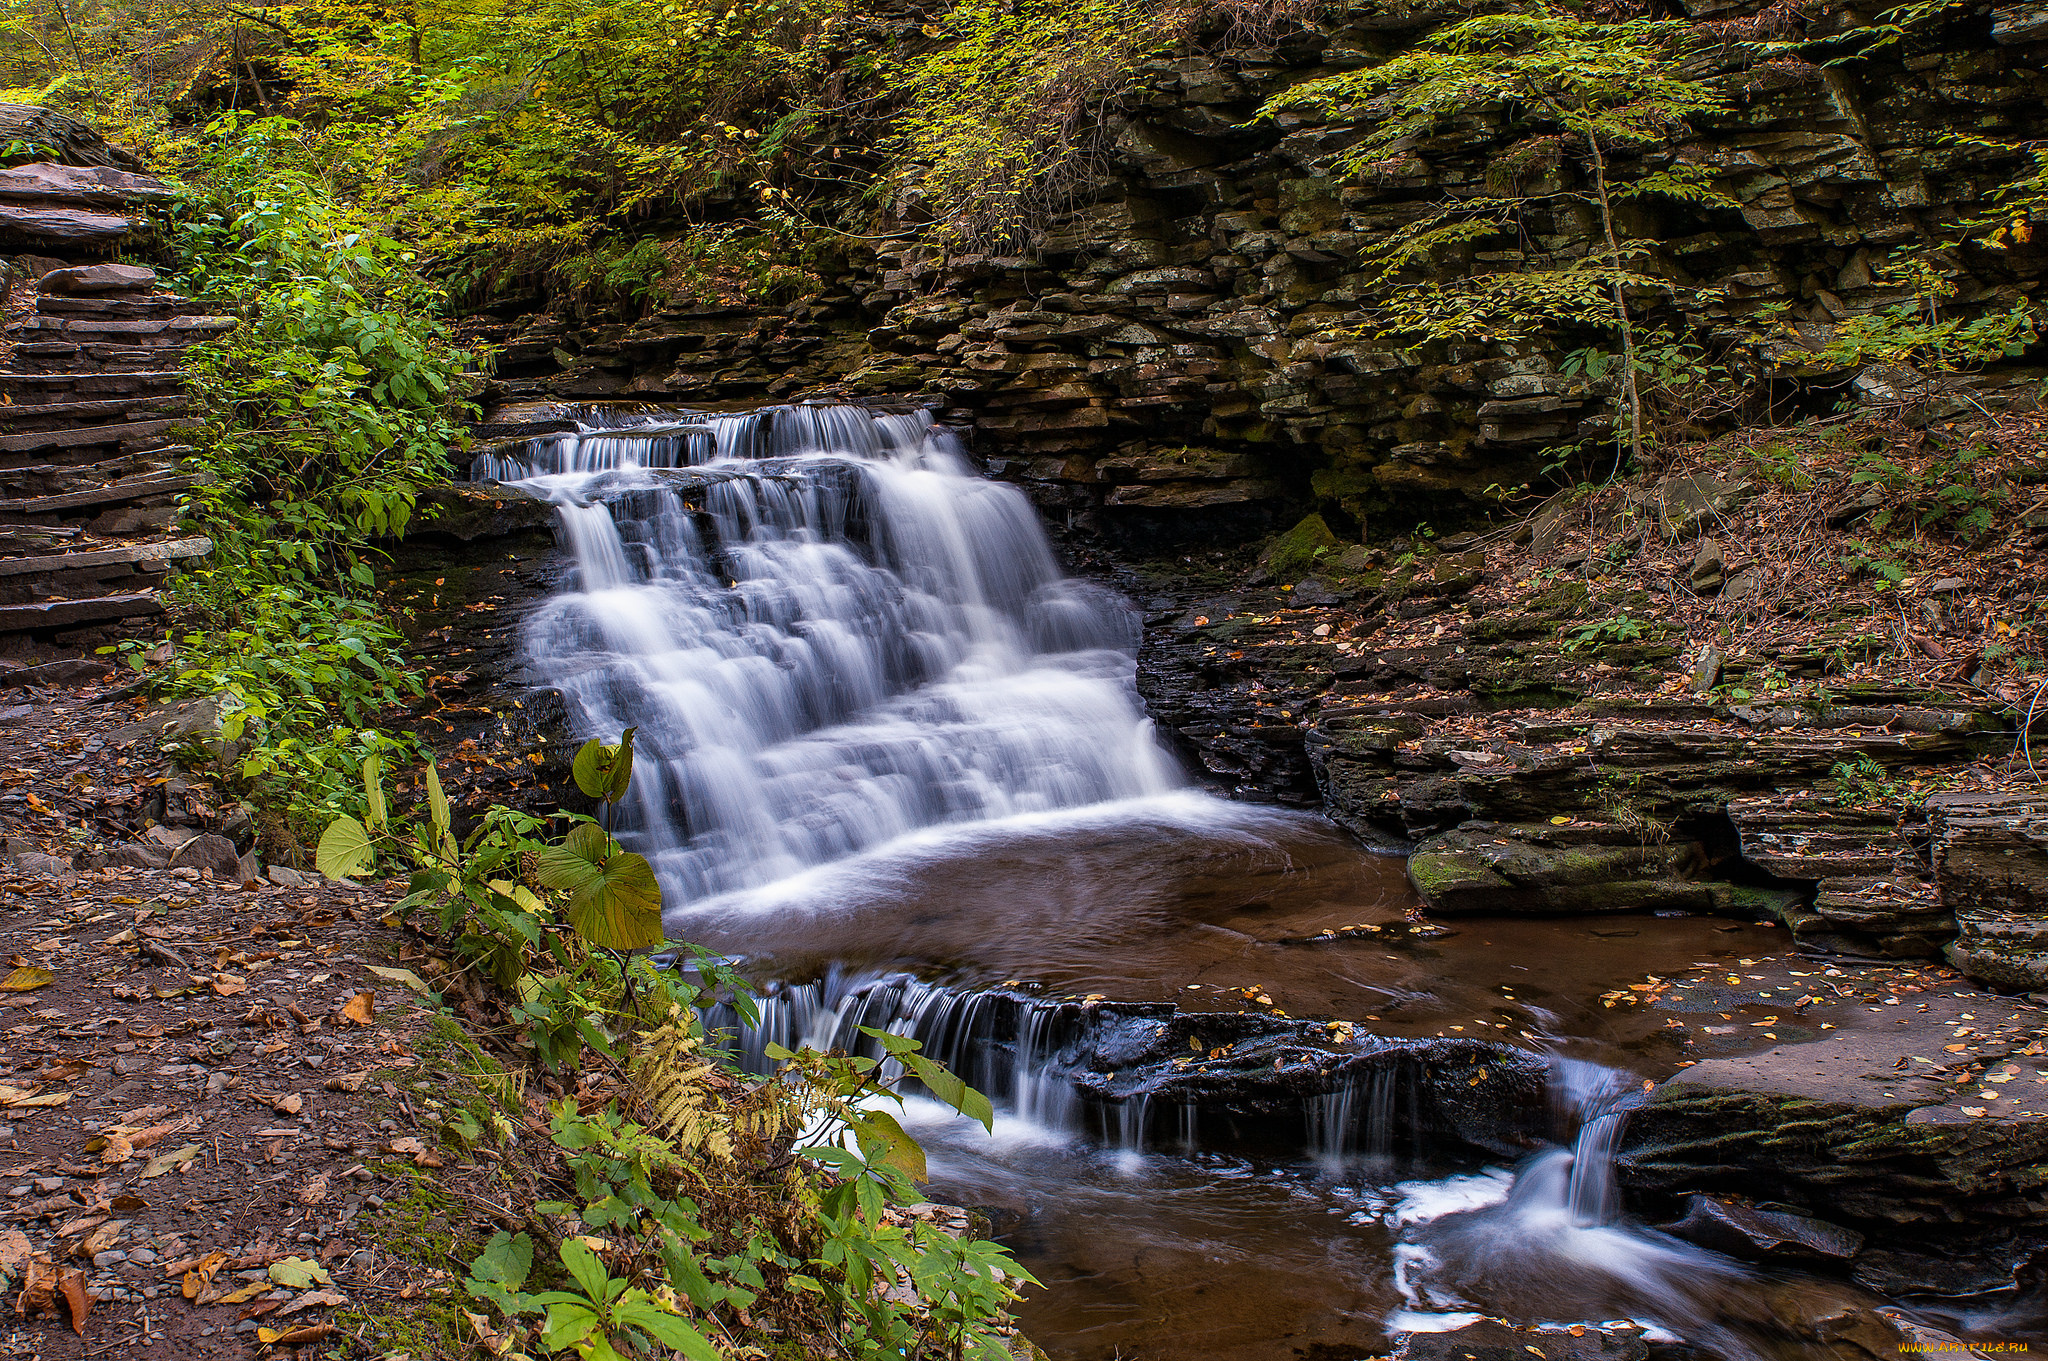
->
xmin=500 ymin=403 xmax=1179 ymax=913
xmin=697 ymin=969 xmax=1092 ymax=1135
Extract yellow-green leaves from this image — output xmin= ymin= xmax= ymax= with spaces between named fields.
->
xmin=426 ymin=762 xmax=458 ymax=860
xmin=850 ymin=1109 xmax=927 ymax=1182
xmin=535 ymin=824 xmax=663 ymax=951
xmin=572 ymin=728 xmax=637 ymax=803
xmin=362 ymin=752 xmax=388 ymax=831
xmin=316 ymin=814 xmax=376 ymax=880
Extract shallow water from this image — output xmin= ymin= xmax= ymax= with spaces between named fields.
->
xmin=495 ymin=404 xmax=2011 ymax=1361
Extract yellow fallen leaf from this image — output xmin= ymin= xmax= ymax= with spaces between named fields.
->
xmin=214 ymin=1280 xmax=270 ymax=1305
xmin=211 ymin=975 xmax=247 ymax=997
xmin=338 ymin=992 xmax=375 ymax=1026
xmin=181 ymin=1250 xmax=228 ymax=1300
xmin=141 ymin=1142 xmax=204 ymax=1179
xmin=0 ymin=967 xmax=53 ymax=991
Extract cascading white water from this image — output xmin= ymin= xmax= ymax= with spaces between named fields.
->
xmin=500 ymin=403 xmax=1181 ymax=912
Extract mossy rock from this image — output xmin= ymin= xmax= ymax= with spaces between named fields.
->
xmin=1259 ymin=513 xmax=1343 ymax=583
xmin=1528 ymin=581 xmax=1592 ymax=617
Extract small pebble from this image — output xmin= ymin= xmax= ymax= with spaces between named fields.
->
xmin=93 ymin=1250 xmax=127 ymax=1267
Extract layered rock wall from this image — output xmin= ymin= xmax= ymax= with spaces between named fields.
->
xmin=468 ymin=0 xmax=2048 ymax=536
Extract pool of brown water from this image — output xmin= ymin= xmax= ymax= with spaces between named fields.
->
xmin=668 ymin=796 xmax=1988 ymax=1361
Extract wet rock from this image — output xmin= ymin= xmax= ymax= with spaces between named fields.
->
xmin=1929 ymin=790 xmax=2048 ymax=988
xmin=1660 ymin=1194 xmax=1864 ymax=1262
xmin=1851 ymin=1242 xmax=2043 ymax=1299
xmin=168 ymin=833 xmax=243 ymax=880
xmin=1388 ymin=1319 xmax=1649 ymax=1361
xmin=1407 ymin=822 xmax=1716 ymax=916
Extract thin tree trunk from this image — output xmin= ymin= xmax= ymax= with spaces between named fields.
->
xmin=1580 ymin=125 xmax=1644 ymax=479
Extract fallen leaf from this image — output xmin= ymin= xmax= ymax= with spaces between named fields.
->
xmin=298 ymin=1175 xmax=328 ymax=1206
xmin=0 ymin=1230 xmax=30 ymax=1273
xmin=141 ymin=1142 xmax=204 ymax=1180
xmin=0 ymin=967 xmax=53 ymax=992
xmin=213 ymin=1280 xmax=270 ymax=1305
xmin=211 ymin=975 xmax=247 ymax=997
xmin=182 ymin=1250 xmax=228 ymax=1300
xmin=109 ymin=1194 xmax=147 ymax=1213
xmin=322 ymin=1071 xmax=369 ymax=1093
xmin=74 ymin=1220 xmax=123 ymax=1259
xmin=59 ymin=1266 xmax=89 ymax=1334
xmin=337 ymin=993 xmax=375 ymax=1026
xmin=267 ymin=1256 xmax=332 ymax=1289
xmin=99 ymin=1134 xmax=134 ymax=1166
xmin=16 ymin=1256 xmax=58 ymax=1317
xmin=0 ymin=1085 xmax=70 ymax=1109
xmin=273 ymin=1093 xmax=303 ymax=1117
xmin=277 ymin=1287 xmax=346 ymax=1315
xmin=365 ymin=965 xmax=430 ymax=996
xmin=258 ymin=1323 xmax=339 ymax=1347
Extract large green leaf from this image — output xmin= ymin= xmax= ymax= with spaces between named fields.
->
xmin=361 ymin=753 xmax=387 ymax=831
xmin=850 ymin=1108 xmax=927 ymax=1182
xmin=571 ymin=727 xmax=637 ymax=802
xmin=315 ymin=814 xmax=375 ymax=881
xmin=425 ymin=761 xmax=455 ymax=858
xmin=535 ymin=824 xmax=663 ymax=950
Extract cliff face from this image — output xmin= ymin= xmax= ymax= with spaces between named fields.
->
xmin=465 ymin=0 xmax=2048 ymax=537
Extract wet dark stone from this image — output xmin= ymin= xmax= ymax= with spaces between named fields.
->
xmin=1389 ymin=1319 xmax=1649 ymax=1361
xmin=1850 ymin=1244 xmax=2043 ymax=1300
xmin=1660 ymin=1194 xmax=1864 ymax=1262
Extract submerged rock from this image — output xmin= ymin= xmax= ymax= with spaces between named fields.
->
xmin=1660 ymin=1194 xmax=1864 ymax=1263
xmin=1386 ymin=1320 xmax=1649 ymax=1361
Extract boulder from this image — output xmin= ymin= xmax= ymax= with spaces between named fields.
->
xmin=7 ymin=851 xmax=76 ymax=882
xmin=168 ymin=833 xmax=244 ymax=880
xmin=1406 ymin=822 xmax=1717 ymax=915
xmin=0 ymin=105 xmax=143 ymax=168
xmin=0 ymin=658 xmax=112 ymax=689
xmin=106 ymin=843 xmax=170 ymax=869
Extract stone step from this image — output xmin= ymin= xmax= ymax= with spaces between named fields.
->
xmin=4 ymin=315 xmax=235 ymax=343
xmin=0 ymin=369 xmax=185 ymax=394
xmin=30 ymin=296 xmax=191 ymax=319
xmin=0 ymin=535 xmax=209 ymax=577
xmin=0 ymin=590 xmax=161 ymax=634
xmin=0 ymin=524 xmax=84 ymax=554
xmin=0 ymin=395 xmax=185 ymax=428
xmin=0 ymin=418 xmax=176 ymax=458
xmin=0 ymin=450 xmax=190 ymax=495
xmin=0 ymin=473 xmax=199 ymax=517
xmin=9 ymin=344 xmax=213 ymax=374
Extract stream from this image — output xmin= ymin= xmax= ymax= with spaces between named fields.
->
xmin=477 ymin=404 xmax=1957 ymax=1361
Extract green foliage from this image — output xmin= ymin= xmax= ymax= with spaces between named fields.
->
xmin=1828 ymin=755 xmax=1902 ymax=808
xmin=1560 ymin=613 xmax=1645 ymax=652
xmin=1261 ymin=2 xmax=1768 ymax=473
xmin=105 ymin=113 xmax=479 ymax=844
xmin=1810 ymin=300 xmax=2040 ymax=377
xmin=1849 ymin=444 xmax=2009 ymax=542
xmin=884 ymin=0 xmax=1166 ymax=250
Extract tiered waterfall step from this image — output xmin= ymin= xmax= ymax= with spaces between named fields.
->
xmin=1 ymin=247 xmax=228 ymax=648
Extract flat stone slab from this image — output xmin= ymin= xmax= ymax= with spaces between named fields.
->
xmin=0 ymin=590 xmax=161 ymax=632
xmin=36 ymin=262 xmax=158 ymax=294
xmin=0 ymin=535 xmax=210 ymax=577
xmin=0 ymin=163 xmax=172 ymax=207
